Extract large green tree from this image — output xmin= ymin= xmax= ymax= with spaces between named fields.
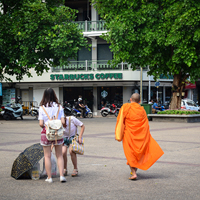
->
xmin=93 ymin=0 xmax=200 ymax=109
xmin=0 ymin=0 xmax=88 ymax=81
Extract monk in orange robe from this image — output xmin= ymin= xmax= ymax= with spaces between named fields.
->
xmin=115 ymin=93 xmax=164 ymax=180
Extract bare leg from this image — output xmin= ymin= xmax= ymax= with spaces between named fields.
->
xmin=62 ymin=145 xmax=68 ymax=170
xmin=129 ymin=165 xmax=137 ymax=180
xmin=69 ymin=146 xmax=77 ymax=169
xmin=55 ymin=144 xmax=64 ymax=177
xmin=43 ymin=146 xmax=52 ymax=179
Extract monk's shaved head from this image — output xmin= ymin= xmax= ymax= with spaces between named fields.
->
xmin=131 ymin=93 xmax=140 ymax=103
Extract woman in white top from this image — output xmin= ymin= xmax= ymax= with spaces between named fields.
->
xmin=62 ymin=108 xmax=85 ymax=177
xmin=38 ymin=88 xmax=66 ymax=183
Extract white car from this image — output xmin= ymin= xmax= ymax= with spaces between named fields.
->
xmin=181 ymin=99 xmax=200 ymax=111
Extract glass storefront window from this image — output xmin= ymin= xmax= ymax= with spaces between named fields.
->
xmin=151 ymin=87 xmax=163 ymax=104
xmin=97 ymin=86 xmax=123 ymax=109
xmin=63 ymin=87 xmax=93 ymax=111
xmin=165 ymin=87 xmax=172 ymax=105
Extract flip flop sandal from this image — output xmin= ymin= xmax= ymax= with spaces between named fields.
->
xmin=71 ymin=169 xmax=78 ymax=177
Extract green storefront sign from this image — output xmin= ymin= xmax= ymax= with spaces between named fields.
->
xmin=50 ymin=73 xmax=123 ymax=81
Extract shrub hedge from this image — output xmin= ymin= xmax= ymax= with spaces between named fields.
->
xmin=157 ymin=110 xmax=200 ymax=115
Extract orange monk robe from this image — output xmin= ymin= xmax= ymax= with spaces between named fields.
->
xmin=115 ymin=102 xmax=164 ymax=170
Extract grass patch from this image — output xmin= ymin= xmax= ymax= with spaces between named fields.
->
xmin=157 ymin=110 xmax=200 ymax=115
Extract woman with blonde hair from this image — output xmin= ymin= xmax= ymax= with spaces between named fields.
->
xmin=38 ymin=88 xmax=66 ymax=183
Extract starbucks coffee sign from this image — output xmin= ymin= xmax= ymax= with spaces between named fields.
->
xmin=50 ymin=73 xmax=122 ymax=81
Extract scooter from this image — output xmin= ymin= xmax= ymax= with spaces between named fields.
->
xmin=72 ymin=108 xmax=82 ymax=118
xmin=70 ymin=101 xmax=93 ymax=118
xmin=1 ymin=97 xmax=23 ymax=120
xmin=71 ymin=100 xmax=82 ymax=118
xmin=154 ymin=105 xmax=165 ymax=113
xmin=63 ymin=102 xmax=74 ymax=116
xmin=160 ymin=105 xmax=165 ymax=111
xmin=85 ymin=105 xmax=93 ymax=118
xmin=72 ymin=106 xmax=93 ymax=118
xmin=29 ymin=103 xmax=39 ymax=117
xmin=100 ymin=103 xmax=120 ymax=117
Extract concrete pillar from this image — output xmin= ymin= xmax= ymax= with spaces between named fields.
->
xmin=93 ymin=87 xmax=97 ymax=116
xmin=91 ymin=4 xmax=98 ymax=21
xmin=163 ymin=86 xmax=165 ymax=105
xmin=188 ymin=89 xmax=192 ymax=99
xmin=29 ymin=87 xmax=33 ymax=102
xmin=92 ymin=39 xmax=97 ymax=70
xmin=123 ymin=86 xmax=132 ymax=104
xmin=92 ymin=39 xmax=97 ymax=60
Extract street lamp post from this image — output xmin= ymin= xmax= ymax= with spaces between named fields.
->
xmin=148 ymin=66 xmax=151 ymax=102
xmin=140 ymin=66 xmax=143 ymax=103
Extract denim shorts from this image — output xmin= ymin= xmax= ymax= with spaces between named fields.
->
xmin=63 ymin=136 xmax=75 ymax=147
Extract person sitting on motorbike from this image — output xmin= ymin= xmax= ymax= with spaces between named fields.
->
xmin=101 ymin=100 xmax=106 ymax=108
xmin=78 ymin=98 xmax=86 ymax=118
xmin=148 ymin=99 xmax=154 ymax=105
xmin=152 ymin=99 xmax=161 ymax=112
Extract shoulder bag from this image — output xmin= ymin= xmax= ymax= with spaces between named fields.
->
xmin=69 ymin=117 xmax=84 ymax=155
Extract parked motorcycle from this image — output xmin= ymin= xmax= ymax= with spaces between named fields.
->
xmin=63 ymin=102 xmax=74 ymax=116
xmin=1 ymin=97 xmax=23 ymax=120
xmin=85 ymin=105 xmax=93 ymax=118
xmin=29 ymin=103 xmax=39 ymax=117
xmin=100 ymin=103 xmax=120 ymax=117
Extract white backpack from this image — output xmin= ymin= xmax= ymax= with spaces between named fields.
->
xmin=42 ymin=106 xmax=64 ymax=143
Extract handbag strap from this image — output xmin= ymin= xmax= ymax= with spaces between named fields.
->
xmin=68 ymin=116 xmax=78 ymax=138
xmin=42 ymin=106 xmax=51 ymax=120
xmin=68 ymin=116 xmax=71 ymax=138
xmin=42 ymin=105 xmax=60 ymax=120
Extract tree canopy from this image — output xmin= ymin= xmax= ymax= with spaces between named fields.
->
xmin=0 ymin=0 xmax=88 ymax=81
xmin=93 ymin=0 xmax=200 ymax=109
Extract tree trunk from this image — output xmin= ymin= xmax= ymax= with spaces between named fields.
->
xmin=2 ymin=2 xmax=8 ymax=15
xmin=170 ymin=74 xmax=182 ymax=110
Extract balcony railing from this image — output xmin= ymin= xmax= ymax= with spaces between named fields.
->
xmin=52 ymin=60 xmax=147 ymax=72
xmin=74 ymin=20 xmax=107 ymax=32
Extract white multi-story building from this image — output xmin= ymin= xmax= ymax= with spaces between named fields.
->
xmin=1 ymin=1 xmax=197 ymax=113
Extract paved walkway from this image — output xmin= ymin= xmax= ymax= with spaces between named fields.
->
xmin=0 ymin=117 xmax=200 ymax=200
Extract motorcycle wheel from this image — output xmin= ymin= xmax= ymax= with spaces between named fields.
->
xmin=101 ymin=111 xmax=108 ymax=117
xmin=30 ymin=110 xmax=38 ymax=117
xmin=115 ymin=110 xmax=119 ymax=117
xmin=21 ymin=115 xmax=23 ymax=120
xmin=3 ymin=113 xmax=12 ymax=120
xmin=88 ymin=113 xmax=93 ymax=118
